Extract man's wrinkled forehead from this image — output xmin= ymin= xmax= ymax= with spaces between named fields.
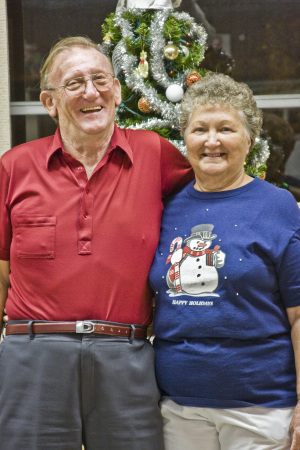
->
xmin=49 ymin=46 xmax=113 ymax=83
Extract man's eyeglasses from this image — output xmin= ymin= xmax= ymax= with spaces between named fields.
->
xmin=47 ymin=73 xmax=115 ymax=97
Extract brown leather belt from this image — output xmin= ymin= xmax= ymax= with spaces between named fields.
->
xmin=5 ymin=321 xmax=147 ymax=339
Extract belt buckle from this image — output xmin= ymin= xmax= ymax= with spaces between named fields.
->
xmin=76 ymin=321 xmax=96 ymax=334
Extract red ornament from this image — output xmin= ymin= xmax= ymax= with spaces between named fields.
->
xmin=186 ymin=71 xmax=202 ymax=85
xmin=259 ymin=171 xmax=266 ymax=180
xmin=138 ymin=97 xmax=151 ymax=113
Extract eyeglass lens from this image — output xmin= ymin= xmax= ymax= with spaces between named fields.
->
xmin=64 ymin=74 xmax=113 ymax=96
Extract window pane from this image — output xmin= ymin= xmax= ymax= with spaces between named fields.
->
xmin=7 ymin=0 xmax=300 ymax=189
xmin=8 ymin=0 xmax=300 ymax=100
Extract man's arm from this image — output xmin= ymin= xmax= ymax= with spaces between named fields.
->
xmin=0 ymin=260 xmax=10 ymax=331
xmin=287 ymin=306 xmax=300 ymax=449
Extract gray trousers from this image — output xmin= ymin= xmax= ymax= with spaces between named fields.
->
xmin=0 ymin=326 xmax=164 ymax=450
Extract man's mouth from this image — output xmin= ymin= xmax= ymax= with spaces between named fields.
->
xmin=80 ymin=106 xmax=102 ymax=113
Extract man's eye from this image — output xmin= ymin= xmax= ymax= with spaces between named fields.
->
xmin=66 ymin=79 xmax=84 ymax=90
xmin=93 ymin=74 xmax=107 ymax=84
xmin=94 ymin=74 xmax=105 ymax=80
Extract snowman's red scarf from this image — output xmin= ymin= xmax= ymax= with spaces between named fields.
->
xmin=168 ymin=245 xmax=220 ymax=283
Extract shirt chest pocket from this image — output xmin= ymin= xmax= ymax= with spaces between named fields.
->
xmin=12 ymin=215 xmax=56 ymax=259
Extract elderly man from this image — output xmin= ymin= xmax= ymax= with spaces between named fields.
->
xmin=0 ymin=36 xmax=192 ymax=450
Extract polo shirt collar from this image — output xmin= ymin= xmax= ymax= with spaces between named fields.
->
xmin=46 ymin=127 xmax=64 ymax=167
xmin=108 ymin=124 xmax=133 ymax=164
xmin=46 ymin=124 xmax=134 ymax=169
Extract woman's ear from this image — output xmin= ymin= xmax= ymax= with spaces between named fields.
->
xmin=245 ymin=135 xmax=252 ymax=155
xmin=40 ymin=91 xmax=58 ymax=118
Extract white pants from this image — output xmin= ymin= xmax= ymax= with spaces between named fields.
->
xmin=161 ymin=399 xmax=294 ymax=450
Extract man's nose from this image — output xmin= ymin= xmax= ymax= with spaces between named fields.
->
xmin=83 ymin=79 xmax=99 ymax=96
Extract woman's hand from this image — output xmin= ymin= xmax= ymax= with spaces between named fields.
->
xmin=290 ymin=402 xmax=300 ymax=449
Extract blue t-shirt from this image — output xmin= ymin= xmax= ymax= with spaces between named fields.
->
xmin=149 ymin=177 xmax=300 ymax=408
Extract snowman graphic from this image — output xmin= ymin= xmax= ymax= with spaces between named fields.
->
xmin=166 ymin=224 xmax=226 ymax=297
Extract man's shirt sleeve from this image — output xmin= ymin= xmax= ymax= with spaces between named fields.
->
xmin=159 ymin=135 xmax=194 ymax=199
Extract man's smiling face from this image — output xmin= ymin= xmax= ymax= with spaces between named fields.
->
xmin=42 ymin=46 xmax=121 ymax=142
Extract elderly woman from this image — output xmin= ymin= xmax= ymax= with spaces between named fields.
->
xmin=149 ymin=73 xmax=300 ymax=450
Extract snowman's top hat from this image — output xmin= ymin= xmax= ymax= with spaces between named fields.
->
xmin=184 ymin=224 xmax=217 ymax=242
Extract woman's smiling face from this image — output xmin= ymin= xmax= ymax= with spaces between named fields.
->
xmin=185 ymin=104 xmax=251 ymax=190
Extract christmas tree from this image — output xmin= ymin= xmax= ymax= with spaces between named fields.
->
xmin=101 ymin=0 xmax=269 ymax=178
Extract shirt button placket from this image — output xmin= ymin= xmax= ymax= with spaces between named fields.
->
xmin=78 ymin=184 xmax=94 ymax=255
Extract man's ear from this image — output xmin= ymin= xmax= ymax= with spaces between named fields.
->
xmin=113 ymin=78 xmax=122 ymax=106
xmin=40 ymin=91 xmax=58 ymax=118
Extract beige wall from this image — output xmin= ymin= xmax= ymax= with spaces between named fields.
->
xmin=0 ymin=0 xmax=11 ymax=155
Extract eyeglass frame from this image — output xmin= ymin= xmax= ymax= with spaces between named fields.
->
xmin=45 ymin=72 xmax=115 ymax=97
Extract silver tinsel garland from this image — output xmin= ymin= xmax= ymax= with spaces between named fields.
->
xmin=117 ymin=117 xmax=188 ymax=156
xmin=247 ymin=136 xmax=270 ymax=171
xmin=149 ymin=10 xmax=207 ymax=89
xmin=108 ymin=7 xmax=207 ymax=125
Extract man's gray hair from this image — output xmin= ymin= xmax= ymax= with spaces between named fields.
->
xmin=40 ymin=36 xmax=113 ymax=91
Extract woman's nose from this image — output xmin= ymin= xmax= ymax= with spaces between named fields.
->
xmin=206 ymin=131 xmax=220 ymax=147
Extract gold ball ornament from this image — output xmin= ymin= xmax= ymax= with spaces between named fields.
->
xmin=138 ymin=97 xmax=151 ymax=113
xmin=186 ymin=71 xmax=202 ymax=85
xmin=163 ymin=42 xmax=179 ymax=61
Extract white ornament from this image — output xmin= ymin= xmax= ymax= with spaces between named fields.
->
xmin=179 ymin=45 xmax=189 ymax=58
xmin=166 ymin=84 xmax=184 ymax=102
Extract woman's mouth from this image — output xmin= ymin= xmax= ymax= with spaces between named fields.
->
xmin=202 ymin=153 xmax=225 ymax=158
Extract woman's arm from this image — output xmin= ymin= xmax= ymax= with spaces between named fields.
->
xmin=287 ymin=306 xmax=300 ymax=449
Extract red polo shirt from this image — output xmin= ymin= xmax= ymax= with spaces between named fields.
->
xmin=0 ymin=126 xmax=192 ymax=325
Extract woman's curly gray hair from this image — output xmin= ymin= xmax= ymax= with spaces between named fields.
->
xmin=180 ymin=73 xmax=263 ymax=148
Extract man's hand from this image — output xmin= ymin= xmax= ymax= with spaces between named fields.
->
xmin=290 ymin=402 xmax=300 ymax=449
xmin=2 ymin=310 xmax=8 ymax=324
xmin=0 ymin=260 xmax=10 ymax=332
